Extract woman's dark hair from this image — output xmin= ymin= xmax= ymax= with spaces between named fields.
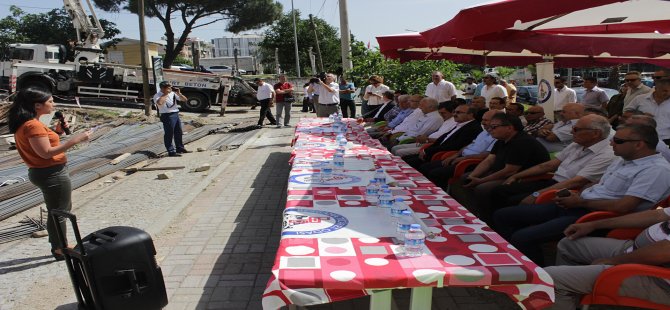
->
xmin=8 ymin=88 xmax=52 ymax=133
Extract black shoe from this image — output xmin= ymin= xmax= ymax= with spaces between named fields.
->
xmin=176 ymin=149 xmax=192 ymax=154
xmin=168 ymin=152 xmax=182 ymax=157
xmin=269 ymin=122 xmax=277 ymax=126
xmin=51 ymin=249 xmax=65 ymax=261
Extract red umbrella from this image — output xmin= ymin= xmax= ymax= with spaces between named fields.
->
xmin=376 ymin=32 xmax=670 ymax=67
xmin=421 ymin=0 xmax=670 ymax=58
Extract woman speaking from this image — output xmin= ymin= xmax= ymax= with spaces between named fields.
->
xmin=8 ymin=88 xmax=91 ymax=260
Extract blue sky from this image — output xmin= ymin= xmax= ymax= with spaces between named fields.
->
xmin=0 ymin=0 xmax=490 ymax=46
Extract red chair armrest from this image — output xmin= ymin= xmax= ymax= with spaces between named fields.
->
xmin=448 ymin=158 xmax=483 ymax=185
xmin=588 ymin=264 xmax=670 ymax=305
xmin=575 ymin=211 xmax=620 ymax=224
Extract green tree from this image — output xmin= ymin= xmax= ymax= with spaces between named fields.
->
xmin=258 ymin=10 xmax=341 ymax=76
xmin=348 ymin=47 xmax=461 ymax=95
xmin=93 ymin=0 xmax=283 ymax=67
xmin=495 ymin=67 xmax=516 ymax=79
xmin=0 ymin=6 xmax=120 ymax=50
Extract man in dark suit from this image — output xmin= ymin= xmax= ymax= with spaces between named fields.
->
xmin=403 ymin=103 xmax=482 ymax=169
xmin=360 ymin=91 xmax=396 ymax=123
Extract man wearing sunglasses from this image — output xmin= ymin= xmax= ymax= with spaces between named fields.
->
xmin=622 ymin=71 xmax=652 ymax=110
xmin=545 ymin=207 xmax=670 ymax=309
xmin=493 ymin=123 xmax=670 ymax=266
xmin=490 ymin=115 xmax=615 ymax=211
xmin=626 ymin=77 xmax=670 ymax=145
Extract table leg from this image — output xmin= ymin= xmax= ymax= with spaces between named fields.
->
xmin=410 ymin=287 xmax=433 ymax=310
xmin=369 ymin=289 xmax=392 ymax=309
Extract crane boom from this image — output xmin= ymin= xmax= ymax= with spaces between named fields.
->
xmin=63 ymin=0 xmax=106 ymax=62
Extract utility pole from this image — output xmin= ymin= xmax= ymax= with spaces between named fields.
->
xmin=308 ymin=47 xmax=317 ymax=75
xmin=137 ymin=0 xmax=151 ymax=116
xmin=338 ymin=0 xmax=352 ymax=73
xmin=233 ymin=46 xmax=239 ymax=76
xmin=308 ymin=14 xmax=324 ymax=73
xmin=291 ymin=1 xmax=301 ymax=77
xmin=275 ymin=48 xmax=280 ymax=74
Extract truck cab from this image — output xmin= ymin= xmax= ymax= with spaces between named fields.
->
xmin=5 ymin=44 xmax=63 ymax=63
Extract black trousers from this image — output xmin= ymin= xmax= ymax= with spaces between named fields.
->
xmin=258 ymin=99 xmax=276 ymax=125
xmin=340 ymin=99 xmax=356 ymax=118
xmin=489 ymin=179 xmax=558 ymax=208
xmin=28 ymin=164 xmax=71 ymax=249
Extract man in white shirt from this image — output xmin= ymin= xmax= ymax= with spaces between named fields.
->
xmin=537 ymin=103 xmax=585 ymax=152
xmin=626 ymin=78 xmax=670 ymax=145
xmin=554 ymin=77 xmax=577 ymax=112
xmin=480 ymin=74 xmax=508 ymax=106
xmin=425 ymin=71 xmax=457 ymax=102
xmin=308 ymin=73 xmax=340 ymax=117
xmin=254 ymin=77 xmax=277 ymax=126
xmin=153 ymin=81 xmax=190 ymax=157
xmin=462 ymin=77 xmax=477 ymax=103
xmin=392 ymin=97 xmax=444 ymax=145
xmin=391 ymin=101 xmax=457 ymax=156
xmin=622 ymin=71 xmax=652 ymax=109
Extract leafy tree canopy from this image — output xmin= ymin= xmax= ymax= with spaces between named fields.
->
xmin=258 ymin=10 xmax=342 ymax=76
xmin=348 ymin=43 xmax=462 ymax=95
xmin=93 ymin=0 xmax=283 ymax=67
xmin=0 ymin=6 xmax=120 ymax=49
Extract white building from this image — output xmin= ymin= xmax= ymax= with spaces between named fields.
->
xmin=210 ymin=35 xmax=263 ymax=58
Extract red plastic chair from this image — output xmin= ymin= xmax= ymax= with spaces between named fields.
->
xmin=431 ymin=150 xmax=457 ymax=162
xmin=447 ymin=158 xmax=484 ymax=185
xmin=580 ymin=264 xmax=670 ymax=309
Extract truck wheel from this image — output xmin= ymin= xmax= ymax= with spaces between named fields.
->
xmin=21 ymin=79 xmax=52 ymax=93
xmin=181 ymin=92 xmax=209 ymax=112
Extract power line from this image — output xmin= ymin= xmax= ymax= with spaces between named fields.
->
xmin=315 ymin=0 xmax=327 ymax=17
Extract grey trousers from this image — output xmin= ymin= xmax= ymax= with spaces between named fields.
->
xmin=391 ymin=144 xmax=422 ymax=156
xmin=316 ymin=104 xmax=338 ymax=117
xmin=545 ymin=237 xmax=670 ymax=309
xmin=28 ymin=164 xmax=72 ymax=249
xmin=275 ymin=101 xmax=292 ymax=126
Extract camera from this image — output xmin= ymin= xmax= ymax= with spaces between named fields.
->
xmin=171 ymin=87 xmax=179 ymax=91
xmin=309 ymin=77 xmax=321 ymax=84
xmin=309 ymin=72 xmax=328 ymax=84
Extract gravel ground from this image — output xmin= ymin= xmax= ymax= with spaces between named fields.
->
xmin=0 ymin=105 xmax=262 ymax=310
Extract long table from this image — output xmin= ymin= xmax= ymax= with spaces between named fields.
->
xmin=262 ymin=118 xmax=555 ymax=309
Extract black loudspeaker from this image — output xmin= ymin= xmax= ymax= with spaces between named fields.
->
xmin=50 ymin=210 xmax=168 ymax=310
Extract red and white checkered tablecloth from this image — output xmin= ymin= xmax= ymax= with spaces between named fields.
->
xmin=263 ymin=118 xmax=555 ymax=309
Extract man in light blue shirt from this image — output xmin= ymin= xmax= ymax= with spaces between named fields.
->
xmin=494 ymin=123 xmax=670 ymax=265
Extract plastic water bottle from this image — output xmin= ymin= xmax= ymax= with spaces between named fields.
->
xmin=333 ymin=153 xmax=344 ymax=169
xmin=404 ymin=224 xmax=426 ymax=257
xmin=365 ymin=179 xmax=379 ymax=206
xmin=391 ymin=198 xmax=409 ymax=218
xmin=338 ymin=137 xmax=347 ymax=148
xmin=328 ymin=113 xmax=334 ymax=123
xmin=374 ymin=168 xmax=386 ymax=185
xmin=378 ymin=188 xmax=394 ymax=209
xmin=320 ymin=162 xmax=333 ymax=183
xmin=397 ymin=210 xmax=414 ymax=243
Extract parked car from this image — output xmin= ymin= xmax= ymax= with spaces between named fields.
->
xmin=574 ymin=87 xmax=619 ymax=101
xmin=170 ymin=64 xmax=195 ymax=71
xmin=516 ymin=85 xmax=538 ymax=104
xmin=208 ymin=65 xmax=246 ymax=75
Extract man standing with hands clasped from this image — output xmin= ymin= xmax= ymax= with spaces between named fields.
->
xmin=154 ymin=81 xmax=190 ymax=157
xmin=255 ymin=77 xmax=277 ymax=127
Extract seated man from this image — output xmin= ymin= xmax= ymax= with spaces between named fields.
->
xmin=471 ymin=96 xmax=488 ymax=122
xmin=423 ymin=109 xmax=500 ymax=187
xmin=505 ymin=101 xmax=526 ymax=125
xmin=367 ymin=94 xmax=413 ymax=138
xmin=493 ymin=123 xmax=670 ymax=266
xmin=402 ymin=103 xmax=482 ymax=169
xmin=545 ymin=208 xmax=670 ymax=309
xmin=536 ymin=103 xmax=585 ymax=152
xmin=625 ymin=114 xmax=670 ymax=162
xmin=391 ymin=101 xmax=457 ymax=156
xmin=387 ymin=97 xmax=443 ymax=147
xmin=488 ymin=96 xmax=506 ymax=112
xmin=359 ymin=91 xmax=395 ymax=123
xmin=523 ymin=105 xmax=553 ymax=137
xmin=379 ymin=96 xmax=424 ymax=143
xmin=450 ymin=113 xmax=550 ymax=222
xmin=489 ymin=114 xmax=615 ymax=209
